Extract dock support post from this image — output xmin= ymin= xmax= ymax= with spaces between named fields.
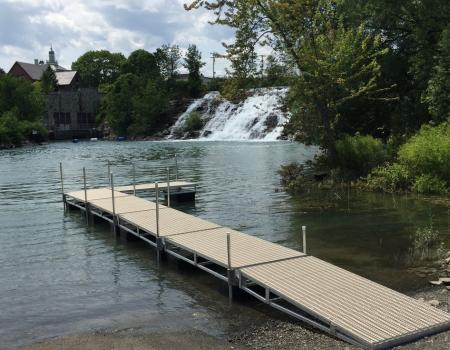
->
xmin=166 ymin=167 xmax=171 ymax=208
xmin=132 ymin=163 xmax=136 ymax=196
xmin=302 ymin=225 xmax=307 ymax=254
xmin=155 ymin=181 xmax=162 ymax=265
xmin=175 ymin=154 xmax=178 ymax=181
xmin=107 ymin=161 xmax=111 ymax=187
xmin=226 ymin=232 xmax=233 ymax=303
xmin=59 ymin=162 xmax=66 ymax=209
xmin=83 ymin=167 xmax=89 ymax=224
xmin=111 ymin=173 xmax=119 ymax=235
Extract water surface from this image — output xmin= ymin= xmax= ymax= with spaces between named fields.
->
xmin=0 ymin=140 xmax=448 ymax=349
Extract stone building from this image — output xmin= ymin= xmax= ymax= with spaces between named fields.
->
xmin=8 ymin=47 xmax=102 ymax=139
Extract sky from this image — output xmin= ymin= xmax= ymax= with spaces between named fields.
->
xmin=0 ymin=0 xmax=236 ymax=76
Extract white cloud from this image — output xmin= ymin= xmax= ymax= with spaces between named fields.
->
xmin=0 ymin=0 xmax=233 ymax=76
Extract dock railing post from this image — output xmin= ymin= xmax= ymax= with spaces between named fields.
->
xmin=107 ymin=161 xmax=111 ymax=187
xmin=166 ymin=167 xmax=171 ymax=208
xmin=132 ymin=163 xmax=136 ymax=196
xmin=175 ymin=154 xmax=178 ymax=181
xmin=111 ymin=173 xmax=118 ymax=234
xmin=302 ymin=225 xmax=307 ymax=254
xmin=155 ymin=181 xmax=161 ymax=264
xmin=83 ymin=167 xmax=89 ymax=224
xmin=226 ymin=232 xmax=233 ymax=303
xmin=59 ymin=162 xmax=65 ymax=209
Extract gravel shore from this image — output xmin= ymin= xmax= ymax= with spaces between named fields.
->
xmin=16 ymin=287 xmax=450 ymax=350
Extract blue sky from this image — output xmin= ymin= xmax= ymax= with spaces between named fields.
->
xmin=0 ymin=0 xmax=235 ymax=76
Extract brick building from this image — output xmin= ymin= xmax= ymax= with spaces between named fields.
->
xmin=8 ymin=47 xmax=102 ymax=139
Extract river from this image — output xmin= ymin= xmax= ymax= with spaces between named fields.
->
xmin=0 ymin=140 xmax=449 ymax=349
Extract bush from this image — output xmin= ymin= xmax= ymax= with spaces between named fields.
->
xmin=183 ymin=111 xmax=203 ymax=132
xmin=398 ymin=121 xmax=450 ymax=183
xmin=364 ymin=163 xmax=412 ymax=192
xmin=335 ymin=134 xmax=387 ymax=176
xmin=412 ymin=174 xmax=448 ymax=194
xmin=278 ymin=162 xmax=304 ymax=185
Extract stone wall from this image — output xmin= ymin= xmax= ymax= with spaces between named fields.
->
xmin=45 ymin=88 xmax=102 ymax=139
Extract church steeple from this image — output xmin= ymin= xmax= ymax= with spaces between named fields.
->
xmin=48 ymin=45 xmax=57 ymax=65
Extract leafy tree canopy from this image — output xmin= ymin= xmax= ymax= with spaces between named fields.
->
xmin=121 ymin=49 xmax=161 ymax=80
xmin=41 ymin=66 xmax=58 ymax=93
xmin=155 ymin=44 xmax=181 ymax=80
xmin=72 ymin=50 xmax=126 ymax=87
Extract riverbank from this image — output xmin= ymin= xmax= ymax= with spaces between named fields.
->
xmin=17 ymin=286 xmax=450 ymax=350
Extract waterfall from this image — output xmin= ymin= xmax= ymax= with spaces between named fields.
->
xmin=169 ymin=87 xmax=289 ymax=141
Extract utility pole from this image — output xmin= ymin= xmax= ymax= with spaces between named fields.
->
xmin=211 ymin=53 xmax=216 ymax=80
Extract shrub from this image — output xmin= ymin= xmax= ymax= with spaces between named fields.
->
xmin=183 ymin=111 xmax=203 ymax=132
xmin=364 ymin=163 xmax=412 ymax=192
xmin=412 ymin=174 xmax=448 ymax=195
xmin=335 ymin=134 xmax=387 ymax=176
xmin=398 ymin=121 xmax=450 ymax=184
xmin=278 ymin=162 xmax=304 ymax=185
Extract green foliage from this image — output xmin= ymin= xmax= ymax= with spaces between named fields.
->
xmin=220 ymin=78 xmax=247 ymax=102
xmin=183 ymin=44 xmax=205 ymax=97
xmin=72 ymin=50 xmax=126 ymax=87
xmin=0 ymin=75 xmax=45 ymax=145
xmin=398 ymin=121 xmax=450 ymax=183
xmin=335 ymin=135 xmax=387 ymax=176
xmin=423 ymin=28 xmax=450 ymax=121
xmin=408 ymin=221 xmax=444 ymax=263
xmin=103 ymin=73 xmax=169 ymax=136
xmin=278 ymin=162 xmax=304 ymax=185
xmin=364 ymin=121 xmax=450 ymax=194
xmin=0 ymin=67 xmax=5 ymax=75
xmin=155 ymin=44 xmax=181 ymax=80
xmin=364 ymin=163 xmax=412 ymax=193
xmin=412 ymin=174 xmax=448 ymax=195
xmin=183 ymin=111 xmax=203 ymax=133
xmin=41 ymin=66 xmax=58 ymax=93
xmin=121 ymin=49 xmax=160 ymax=80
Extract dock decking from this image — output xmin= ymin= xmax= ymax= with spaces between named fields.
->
xmin=64 ymin=184 xmax=450 ymax=349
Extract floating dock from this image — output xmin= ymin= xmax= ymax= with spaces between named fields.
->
xmin=61 ymin=165 xmax=450 ymax=349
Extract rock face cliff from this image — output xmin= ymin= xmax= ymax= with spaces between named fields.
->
xmin=169 ymin=87 xmax=290 ymax=141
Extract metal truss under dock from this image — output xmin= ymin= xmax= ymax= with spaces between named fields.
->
xmin=63 ymin=182 xmax=450 ymax=350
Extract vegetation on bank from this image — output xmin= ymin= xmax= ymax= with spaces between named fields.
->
xmin=0 ymin=75 xmax=46 ymax=147
xmin=186 ymin=0 xmax=449 ymax=196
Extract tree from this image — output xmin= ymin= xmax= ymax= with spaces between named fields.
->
xmin=103 ymin=73 xmax=140 ymax=135
xmin=155 ymin=44 xmax=181 ymax=80
xmin=41 ymin=66 xmax=58 ymax=93
xmin=183 ymin=44 xmax=205 ymax=97
xmin=423 ymin=27 xmax=450 ymax=121
xmin=72 ymin=50 xmax=126 ymax=87
xmin=0 ymin=75 xmax=45 ymax=145
xmin=121 ymin=49 xmax=160 ymax=80
xmin=0 ymin=68 xmax=5 ymax=76
xmin=340 ymin=0 xmax=450 ymax=132
xmin=186 ymin=0 xmax=393 ymax=158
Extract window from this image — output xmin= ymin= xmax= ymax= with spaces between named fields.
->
xmin=53 ymin=112 xmax=71 ymax=125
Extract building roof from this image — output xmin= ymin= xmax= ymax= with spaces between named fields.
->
xmin=55 ymin=71 xmax=78 ymax=86
xmin=11 ymin=61 xmax=68 ymax=81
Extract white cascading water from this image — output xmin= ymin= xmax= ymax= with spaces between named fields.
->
xmin=169 ymin=87 xmax=289 ymax=141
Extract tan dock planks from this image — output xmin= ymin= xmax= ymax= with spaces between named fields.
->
xmin=64 ymin=183 xmax=450 ymax=349
xmin=114 ymin=181 xmax=195 ymax=192
xmin=168 ymin=227 xmax=304 ymax=268
xmin=240 ymin=256 xmax=450 ymax=348
xmin=66 ymin=188 xmax=128 ymax=202
xmin=119 ymin=208 xmax=220 ymax=237
xmin=90 ymin=195 xmax=165 ymax=214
